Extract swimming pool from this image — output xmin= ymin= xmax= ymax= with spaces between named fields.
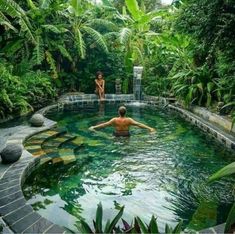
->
xmin=23 ymin=103 xmax=235 ymax=232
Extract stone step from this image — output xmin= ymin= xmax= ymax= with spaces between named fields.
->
xmin=60 ymin=136 xmax=85 ymax=149
xmin=42 ymin=134 xmax=76 ymax=150
xmin=24 ymin=129 xmax=63 ymax=157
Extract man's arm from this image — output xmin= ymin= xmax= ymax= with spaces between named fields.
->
xmin=89 ymin=118 xmax=114 ymax=131
xmin=129 ymin=118 xmax=156 ymax=132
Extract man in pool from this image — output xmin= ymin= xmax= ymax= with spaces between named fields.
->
xmin=89 ymin=106 xmax=156 ymax=136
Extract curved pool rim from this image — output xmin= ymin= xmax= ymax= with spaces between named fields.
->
xmin=0 ymin=94 xmax=234 ymax=233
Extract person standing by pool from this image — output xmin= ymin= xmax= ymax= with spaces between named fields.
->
xmin=95 ymin=71 xmax=105 ymax=100
xmin=89 ymin=106 xmax=156 ymax=136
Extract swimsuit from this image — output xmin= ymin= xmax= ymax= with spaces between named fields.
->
xmin=113 ymin=130 xmax=131 ymax=137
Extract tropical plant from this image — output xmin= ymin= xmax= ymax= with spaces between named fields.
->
xmin=209 ymin=163 xmax=235 ymax=233
xmin=0 ymin=61 xmax=56 ymax=118
xmin=78 ymin=202 xmax=183 ymax=233
xmin=108 ymin=0 xmax=164 ymax=92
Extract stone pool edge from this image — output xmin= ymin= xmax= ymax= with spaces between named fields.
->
xmin=0 ymin=117 xmax=67 ymax=233
xmin=0 ymin=94 xmax=234 ymax=233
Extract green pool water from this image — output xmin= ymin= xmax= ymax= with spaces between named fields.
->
xmin=23 ymin=104 xmax=235 ymax=232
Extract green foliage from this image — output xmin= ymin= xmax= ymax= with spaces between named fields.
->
xmin=78 ymin=202 xmax=183 ymax=233
xmin=0 ymin=62 xmax=56 ymax=118
xmin=208 ymin=162 xmax=235 ymax=183
xmin=209 ymin=162 xmax=235 ymax=233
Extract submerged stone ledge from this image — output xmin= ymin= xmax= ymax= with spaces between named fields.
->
xmin=0 ymin=93 xmax=233 ymax=233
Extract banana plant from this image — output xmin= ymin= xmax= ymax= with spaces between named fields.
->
xmin=117 ymin=0 xmax=162 ymax=67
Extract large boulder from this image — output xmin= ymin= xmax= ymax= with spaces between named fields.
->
xmin=30 ymin=114 xmax=44 ymax=127
xmin=0 ymin=144 xmax=23 ymax=164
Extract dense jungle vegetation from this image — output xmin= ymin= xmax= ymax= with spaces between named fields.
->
xmin=0 ymin=0 xmax=234 ymax=122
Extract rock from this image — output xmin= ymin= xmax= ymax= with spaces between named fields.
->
xmin=30 ymin=114 xmax=44 ymax=127
xmin=0 ymin=144 xmax=23 ymax=164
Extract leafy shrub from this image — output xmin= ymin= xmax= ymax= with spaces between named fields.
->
xmin=0 ymin=62 xmax=56 ymax=118
xmin=21 ymin=71 xmax=56 ymax=108
xmin=0 ymin=62 xmax=30 ymax=118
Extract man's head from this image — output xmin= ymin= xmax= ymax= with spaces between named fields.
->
xmin=118 ymin=106 xmax=126 ymax=117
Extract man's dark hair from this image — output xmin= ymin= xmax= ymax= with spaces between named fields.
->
xmin=96 ymin=71 xmax=103 ymax=79
xmin=118 ymin=106 xmax=126 ymax=117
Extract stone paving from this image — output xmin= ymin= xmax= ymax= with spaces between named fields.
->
xmin=0 ymin=117 xmax=67 ymax=233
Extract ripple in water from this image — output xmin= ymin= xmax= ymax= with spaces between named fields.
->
xmin=23 ymin=104 xmax=235 ymax=232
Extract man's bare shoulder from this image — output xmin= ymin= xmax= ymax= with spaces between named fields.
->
xmin=126 ymin=117 xmax=135 ymax=123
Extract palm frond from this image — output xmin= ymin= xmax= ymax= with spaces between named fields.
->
xmin=0 ymin=0 xmax=36 ymax=43
xmin=75 ymin=28 xmax=86 ymax=59
xmin=82 ymin=26 xmax=108 ymax=53
xmin=120 ymin=27 xmax=132 ymax=44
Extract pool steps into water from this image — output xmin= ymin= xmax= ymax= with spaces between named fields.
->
xmin=24 ymin=129 xmax=83 ymax=165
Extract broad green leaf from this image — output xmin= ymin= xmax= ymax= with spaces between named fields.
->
xmin=82 ymin=26 xmax=108 ymax=53
xmin=225 ymin=202 xmax=235 ymax=233
xmin=208 ymin=162 xmax=235 ymax=182
xmin=125 ymin=0 xmax=142 ymax=20
xmin=75 ymin=28 xmax=86 ymax=59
